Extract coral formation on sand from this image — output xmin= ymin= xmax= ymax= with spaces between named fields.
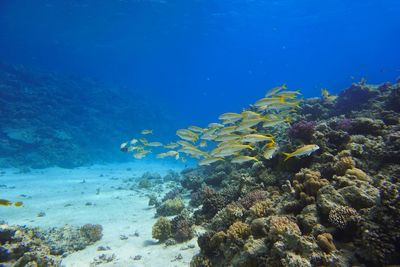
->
xmin=79 ymin=224 xmax=103 ymax=243
xmin=156 ymin=197 xmax=185 ymax=216
xmin=0 ymin=223 xmax=103 ymax=266
xmin=152 ymin=217 xmax=172 ymax=242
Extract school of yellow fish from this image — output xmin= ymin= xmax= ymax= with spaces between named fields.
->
xmin=121 ymin=84 xmax=320 ymax=165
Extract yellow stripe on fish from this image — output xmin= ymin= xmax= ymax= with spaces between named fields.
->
xmin=282 ymin=144 xmax=319 ymax=161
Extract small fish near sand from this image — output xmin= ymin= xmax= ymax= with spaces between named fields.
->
xmin=282 ymin=144 xmax=320 ymax=161
xmin=120 ymin=142 xmax=129 ymax=152
xmin=0 ymin=199 xmax=23 ymax=207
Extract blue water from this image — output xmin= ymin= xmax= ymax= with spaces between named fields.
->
xmin=1 ymin=0 xmax=399 ymax=127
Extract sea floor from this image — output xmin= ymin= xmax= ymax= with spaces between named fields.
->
xmin=0 ymin=162 xmax=199 ymax=267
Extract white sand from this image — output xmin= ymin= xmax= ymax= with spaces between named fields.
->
xmin=0 ymin=162 xmax=199 ymax=267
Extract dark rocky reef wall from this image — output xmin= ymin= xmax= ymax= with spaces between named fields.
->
xmin=0 ymin=63 xmax=173 ymax=168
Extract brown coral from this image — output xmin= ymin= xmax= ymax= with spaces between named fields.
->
xmin=334 ymin=155 xmax=355 ymax=175
xmin=293 ymin=168 xmax=329 ymax=206
xmin=190 ymin=255 xmax=212 ymax=267
xmin=226 ymin=221 xmax=250 ymax=241
xmin=269 ymin=216 xmax=301 ymax=238
xmin=317 ymin=233 xmax=336 ymax=253
xmin=345 ymin=168 xmax=370 ymax=182
xmin=249 ymin=200 xmax=273 ymax=218
xmin=210 ymin=231 xmax=226 ymax=249
xmin=152 ymin=217 xmax=172 ymax=242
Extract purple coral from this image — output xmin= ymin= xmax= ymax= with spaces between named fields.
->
xmin=238 ymin=190 xmax=268 ymax=209
xmin=336 ymin=118 xmax=353 ymax=132
xmin=287 ymin=120 xmax=316 ymax=143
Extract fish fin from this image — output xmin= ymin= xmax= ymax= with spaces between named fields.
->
xmin=282 ymin=152 xmax=292 ymax=161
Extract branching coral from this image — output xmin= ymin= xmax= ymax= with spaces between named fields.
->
xmin=293 ymin=168 xmax=329 ymax=207
xmin=226 ymin=221 xmax=251 ymax=242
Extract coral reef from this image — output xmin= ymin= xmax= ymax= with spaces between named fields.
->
xmin=179 ymin=80 xmax=400 ymax=266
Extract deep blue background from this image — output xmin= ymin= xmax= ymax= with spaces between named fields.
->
xmin=1 ymin=0 xmax=399 ymax=128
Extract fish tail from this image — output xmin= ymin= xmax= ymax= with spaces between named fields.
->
xmin=282 ymin=152 xmax=291 ymax=161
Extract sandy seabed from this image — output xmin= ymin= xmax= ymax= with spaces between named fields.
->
xmin=1 ymin=162 xmax=199 ymax=267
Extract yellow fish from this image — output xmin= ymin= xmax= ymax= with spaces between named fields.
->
xmin=200 ymin=128 xmax=218 ymax=140
xmin=240 ymin=134 xmax=274 ymax=143
xmin=254 ymin=97 xmax=286 ymax=107
xmin=141 ymin=129 xmax=153 ymax=135
xmin=199 ymin=157 xmax=224 ymax=166
xmin=188 ymin=126 xmax=204 ymax=133
xmin=164 ymin=142 xmax=179 ymax=149
xmin=156 ymin=150 xmax=178 ymax=158
xmin=235 ymin=118 xmax=265 ymax=131
xmin=217 ymin=126 xmax=237 ymax=135
xmin=214 ymin=134 xmax=241 ymax=142
xmin=0 ymin=199 xmax=23 ymax=207
xmin=265 ymin=84 xmax=287 ymax=97
xmin=176 ymin=129 xmax=199 ymax=142
xmin=321 ymin=88 xmax=337 ymax=102
xmin=0 ymin=199 xmax=12 ymax=206
xmin=177 ymin=140 xmax=198 ymax=149
xmin=14 ymin=201 xmax=23 ymax=207
xmin=282 ymin=144 xmax=320 ymax=161
xmin=139 ymin=138 xmax=148 ymax=145
xmin=208 ymin=123 xmax=224 ymax=128
xmin=127 ymin=146 xmax=140 ymax=152
xmin=275 ymin=90 xmax=301 ymax=98
xmin=231 ymin=156 xmax=259 ymax=164
xmin=120 ymin=142 xmax=129 ymax=152
xmin=133 ymin=149 xmax=151 ymax=159
xmin=130 ymin=138 xmax=139 ymax=145
xmin=146 ymin=142 xmax=163 ymax=147
xmin=211 ymin=144 xmax=254 ymax=157
xmin=263 ymin=145 xmax=279 ymax=160
xmin=178 ymin=147 xmax=207 ymax=158
xmin=218 ymin=112 xmax=243 ymax=124
xmin=241 ymin=110 xmax=260 ymax=119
